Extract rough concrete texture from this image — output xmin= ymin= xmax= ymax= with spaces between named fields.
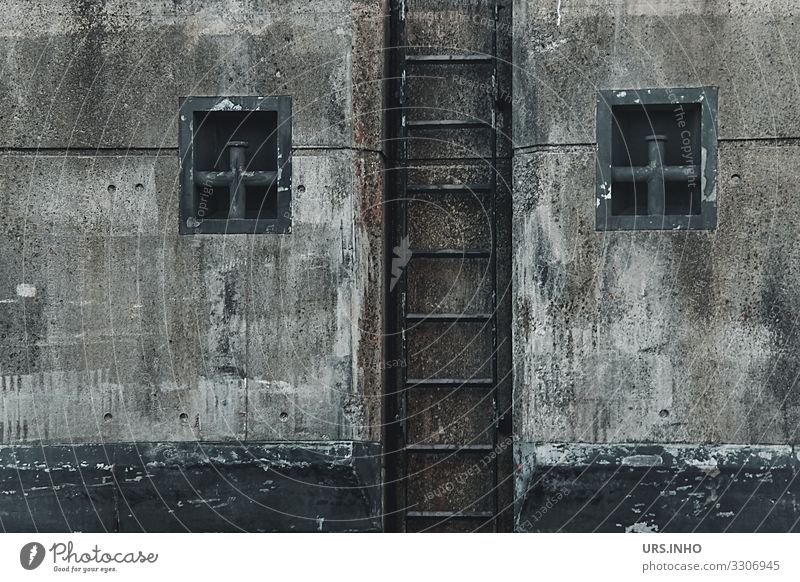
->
xmin=0 ymin=0 xmax=387 ymax=445
xmin=513 ymin=142 xmax=800 ymax=444
xmin=0 ymin=0 xmax=382 ymax=149
xmin=513 ymin=0 xmax=800 ymax=146
xmin=512 ymin=0 xmax=800 ymax=446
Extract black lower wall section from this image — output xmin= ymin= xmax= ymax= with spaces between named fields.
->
xmin=0 ymin=441 xmax=382 ymax=532
xmin=515 ymin=443 xmax=799 ymax=533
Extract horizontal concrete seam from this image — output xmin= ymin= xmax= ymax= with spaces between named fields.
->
xmin=717 ymin=136 xmax=800 ymax=146
xmin=0 ymin=440 xmax=382 ymax=448
xmin=514 ymin=136 xmax=800 ymax=153
xmin=0 ymin=146 xmax=385 ymax=157
xmin=518 ymin=441 xmax=799 ymax=447
xmin=0 ymin=147 xmax=178 ymax=156
xmin=514 ymin=143 xmax=595 ymax=153
xmin=404 ymin=156 xmax=513 ymax=162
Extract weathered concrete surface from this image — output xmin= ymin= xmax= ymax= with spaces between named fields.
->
xmin=513 ymin=0 xmax=800 ymax=146
xmin=0 ymin=149 xmax=385 ymax=443
xmin=515 ymin=443 xmax=798 ymax=532
xmin=0 ymin=0 xmax=387 ymax=446
xmin=512 ymin=0 xmax=800 ymax=531
xmin=0 ymin=0 xmax=384 ymax=149
xmin=513 ymin=142 xmax=800 ymax=445
xmin=0 ymin=441 xmax=382 ymax=532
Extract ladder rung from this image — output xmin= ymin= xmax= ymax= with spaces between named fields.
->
xmin=406 ymin=183 xmax=492 ymax=195
xmin=405 ymin=119 xmax=491 ymax=130
xmin=406 ymin=378 xmax=494 ymax=388
xmin=406 ymin=313 xmax=492 ymax=323
xmin=409 ymin=248 xmax=491 ymax=259
xmin=406 ymin=511 xmax=495 ymax=519
xmin=405 ymin=54 xmax=493 ymax=65
xmin=405 ymin=444 xmax=494 ymax=452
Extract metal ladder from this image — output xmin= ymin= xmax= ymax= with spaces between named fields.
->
xmin=388 ymin=0 xmax=505 ymax=533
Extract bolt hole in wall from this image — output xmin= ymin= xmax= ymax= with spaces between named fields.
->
xmin=659 ymin=409 xmax=670 ymax=418
xmin=297 ymin=184 xmax=305 ymax=193
xmin=279 ymin=412 xmax=288 ymax=422
xmin=109 ymin=184 xmax=145 ymax=192
xmin=179 ymin=412 xmax=189 ymax=424
xmin=103 ymin=413 xmax=113 ymax=422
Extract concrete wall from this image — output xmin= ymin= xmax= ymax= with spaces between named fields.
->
xmin=512 ymin=0 xmax=800 ymax=531
xmin=0 ymin=0 xmax=386 ymax=446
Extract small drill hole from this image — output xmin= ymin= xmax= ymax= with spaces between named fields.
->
xmin=659 ymin=409 xmax=670 ymax=418
xmin=134 ymin=183 xmax=144 ymax=192
xmin=179 ymin=412 xmax=189 ymax=423
xmin=103 ymin=412 xmax=113 ymax=422
xmin=107 ymin=185 xmax=116 ymax=194
xmin=279 ymin=412 xmax=289 ymax=422
xmin=297 ymin=185 xmax=306 ymax=194
xmin=730 ymin=174 xmax=741 ymax=183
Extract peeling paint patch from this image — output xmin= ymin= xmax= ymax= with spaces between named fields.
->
xmin=536 ymin=39 xmax=568 ymax=53
xmin=701 ymin=145 xmax=714 ymax=201
xmin=684 ymin=458 xmax=720 ymax=475
xmin=211 ymin=98 xmax=243 ymax=111
xmin=622 ymin=455 xmax=662 ymax=467
xmin=15 ymin=283 xmax=35 ymax=298
xmin=626 ymin=521 xmax=659 ymax=533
